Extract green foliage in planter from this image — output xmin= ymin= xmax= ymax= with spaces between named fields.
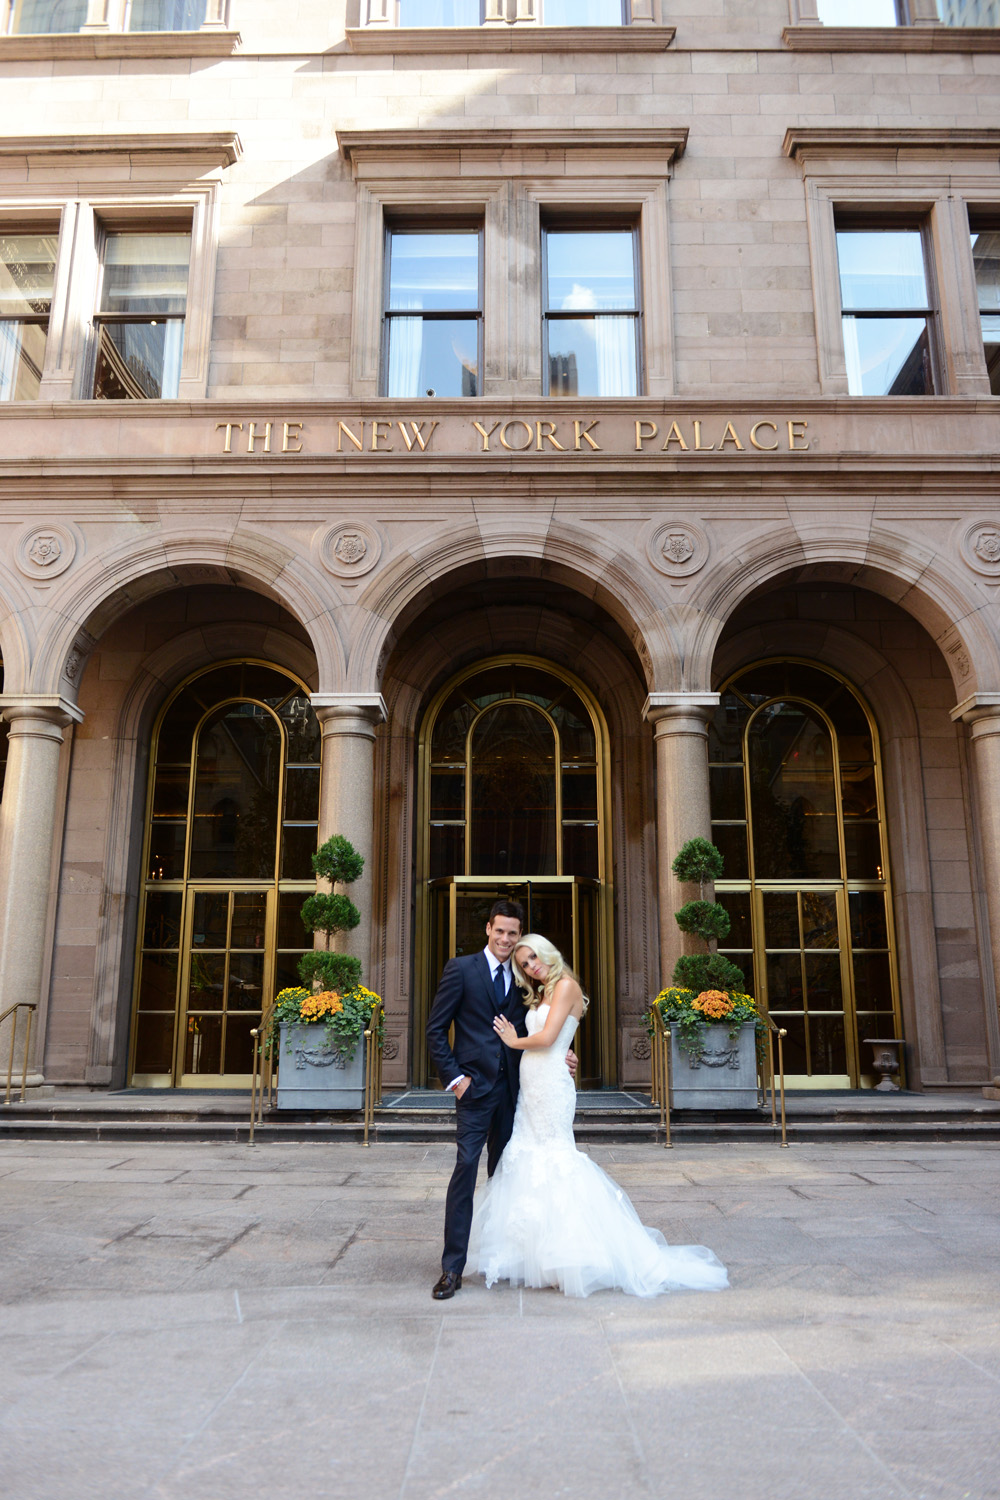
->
xmin=270 ymin=983 xmax=381 ymax=1063
xmin=673 ymin=950 xmax=746 ymax=996
xmin=312 ymin=833 xmax=365 ymax=886
xmin=650 ymin=985 xmax=759 ymax=1059
xmin=300 ymin=892 xmax=360 ymax=940
xmin=297 ymin=833 xmax=365 ymax=993
xmin=298 ymin=950 xmax=362 ymax=994
xmin=671 ymin=837 xmax=724 ymax=887
xmin=675 ymin=899 xmax=730 ymax=943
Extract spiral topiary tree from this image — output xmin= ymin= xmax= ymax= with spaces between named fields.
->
xmin=670 ymin=836 xmax=745 ymax=995
xmin=298 ymin=833 xmax=365 ymax=993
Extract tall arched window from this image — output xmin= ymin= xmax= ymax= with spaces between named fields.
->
xmin=417 ymin=657 xmax=613 ymax=1087
xmin=131 ymin=661 xmax=320 ymax=1088
xmin=709 ymin=661 xmax=899 ymax=1088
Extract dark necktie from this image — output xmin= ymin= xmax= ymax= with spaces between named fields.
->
xmin=493 ymin=962 xmax=507 ymax=1012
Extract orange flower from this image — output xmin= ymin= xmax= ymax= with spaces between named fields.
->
xmin=300 ymin=990 xmax=344 ymax=1022
xmin=692 ymin=989 xmax=734 ymax=1021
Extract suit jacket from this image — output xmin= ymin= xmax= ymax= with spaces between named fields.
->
xmin=426 ymin=950 xmax=528 ymax=1102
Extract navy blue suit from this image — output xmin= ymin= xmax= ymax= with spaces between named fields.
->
xmin=427 ymin=950 xmax=528 ymax=1275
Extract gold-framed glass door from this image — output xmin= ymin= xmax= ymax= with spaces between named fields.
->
xmin=416 ymin=657 xmax=614 ymax=1087
xmin=710 ymin=660 xmax=901 ymax=1089
xmin=129 ymin=661 xmax=319 ymax=1088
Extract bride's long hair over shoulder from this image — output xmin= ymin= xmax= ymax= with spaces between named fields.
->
xmin=512 ymin=934 xmax=589 ymax=1014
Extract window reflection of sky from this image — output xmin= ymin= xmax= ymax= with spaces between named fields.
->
xmin=817 ymin=0 xmax=900 ymax=22
xmin=546 ymin=230 xmax=636 ymax=312
xmin=836 ymin=231 xmax=927 ymax=311
xmin=387 ymin=232 xmax=479 ymax=312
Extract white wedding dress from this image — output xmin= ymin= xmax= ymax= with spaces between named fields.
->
xmin=468 ymin=1005 xmax=729 ymax=1299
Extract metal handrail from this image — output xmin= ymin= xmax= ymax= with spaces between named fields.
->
xmin=0 ymin=1002 xmax=37 ymax=1104
xmin=648 ymin=1006 xmax=672 ymax=1149
xmin=363 ymin=999 xmax=385 ymax=1147
xmin=248 ymin=996 xmax=278 ymax=1147
xmin=757 ymin=1011 xmax=789 ymax=1148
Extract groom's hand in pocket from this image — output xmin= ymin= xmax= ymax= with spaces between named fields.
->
xmin=565 ymin=1050 xmax=578 ymax=1078
xmin=452 ymin=1076 xmax=471 ymax=1100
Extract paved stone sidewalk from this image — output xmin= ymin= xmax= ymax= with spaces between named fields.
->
xmin=0 ymin=1140 xmax=997 ymax=1500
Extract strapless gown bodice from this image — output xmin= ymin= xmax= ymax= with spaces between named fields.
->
xmin=467 ymin=1003 xmax=728 ymax=1299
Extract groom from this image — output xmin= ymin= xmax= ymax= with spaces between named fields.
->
xmin=426 ymin=898 xmax=574 ymax=1300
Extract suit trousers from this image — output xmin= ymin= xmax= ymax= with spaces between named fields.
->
xmin=442 ymin=1072 xmax=516 ymax=1275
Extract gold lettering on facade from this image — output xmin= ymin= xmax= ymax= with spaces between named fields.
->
xmin=282 ymin=421 xmax=304 ymax=452
xmin=397 ymin=420 xmax=439 ymax=452
xmin=472 ymin=420 xmax=501 ymax=452
xmin=216 ymin=421 xmax=244 ymax=453
xmin=536 ymin=420 xmax=567 ymax=452
xmin=635 ymin=420 xmax=658 ymax=450
xmin=719 ymin=422 xmax=744 ymax=451
xmin=499 ymin=420 xmax=534 ymax=452
xmin=573 ymin=420 xmax=602 ymax=452
xmin=693 ymin=421 xmax=715 ymax=452
xmin=749 ymin=420 xmax=778 ymax=451
xmin=661 ymin=422 xmax=689 ymax=451
xmin=371 ymin=419 xmax=394 ymax=452
xmin=337 ymin=421 xmax=364 ymax=453
xmin=787 ymin=419 xmax=809 ymax=451
xmin=247 ymin=421 xmax=272 ymax=453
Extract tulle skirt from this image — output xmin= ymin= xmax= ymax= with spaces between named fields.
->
xmin=468 ymin=1138 xmax=729 ymax=1300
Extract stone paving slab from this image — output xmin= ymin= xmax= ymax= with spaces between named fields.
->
xmin=0 ymin=1140 xmax=997 ymax=1500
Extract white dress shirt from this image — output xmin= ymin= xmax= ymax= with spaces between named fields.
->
xmin=447 ymin=946 xmax=511 ymax=1094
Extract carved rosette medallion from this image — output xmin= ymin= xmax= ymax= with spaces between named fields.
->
xmin=631 ymin=1033 xmax=652 ymax=1062
xmin=645 ymin=519 xmax=708 ymax=578
xmin=382 ymin=1035 xmax=400 ymax=1062
xmin=961 ymin=521 xmax=1000 ymax=577
xmin=317 ymin=520 xmax=383 ymax=579
xmin=16 ymin=523 xmax=79 ymax=580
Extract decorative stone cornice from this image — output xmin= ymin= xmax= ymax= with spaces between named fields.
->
xmin=643 ymin=693 xmax=720 ymax=722
xmin=784 ymin=127 xmax=1000 ymax=160
xmin=0 ymin=133 xmax=243 ymax=167
xmin=311 ymin=693 xmax=388 ymax=724
xmin=0 ymin=31 xmax=240 ymax=61
xmin=783 ymin=26 xmax=1000 ymax=52
xmin=951 ymin=693 xmax=1000 ymax=725
xmin=345 ymin=25 xmax=674 ymax=54
xmin=338 ymin=127 xmax=688 ymax=173
xmin=0 ymin=694 xmax=85 ymax=727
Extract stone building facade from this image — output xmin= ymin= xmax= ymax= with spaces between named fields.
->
xmin=1 ymin=0 xmax=999 ymax=1097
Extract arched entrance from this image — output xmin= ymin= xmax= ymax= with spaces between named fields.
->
xmin=415 ymin=656 xmax=614 ymax=1087
xmin=709 ymin=660 xmax=901 ymax=1088
xmin=129 ymin=660 xmax=320 ymax=1088
xmin=0 ymin=650 xmax=7 ymax=798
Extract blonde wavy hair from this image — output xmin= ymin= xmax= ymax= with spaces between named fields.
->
xmin=511 ymin=933 xmax=589 ymax=1014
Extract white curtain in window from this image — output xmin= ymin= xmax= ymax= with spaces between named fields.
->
xmin=595 ymin=316 xmax=635 ymax=397
xmin=161 ymin=321 xmax=185 ymax=399
xmin=0 ymin=323 xmax=18 ymax=402
xmin=386 ymin=317 xmax=423 ymax=398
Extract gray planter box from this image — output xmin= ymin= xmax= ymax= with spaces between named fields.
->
xmin=277 ymin=1021 xmax=366 ymax=1109
xmin=670 ymin=1020 xmax=758 ymax=1111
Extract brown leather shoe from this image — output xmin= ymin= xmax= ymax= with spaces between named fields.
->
xmin=432 ymin=1271 xmax=462 ymax=1300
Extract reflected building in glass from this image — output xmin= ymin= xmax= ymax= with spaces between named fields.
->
xmin=0 ymin=0 xmax=999 ymax=1106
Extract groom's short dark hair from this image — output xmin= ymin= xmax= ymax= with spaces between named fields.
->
xmin=488 ymin=899 xmax=524 ymax=928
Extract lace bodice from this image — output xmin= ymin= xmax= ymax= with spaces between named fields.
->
xmin=510 ymin=1003 xmax=579 ymax=1154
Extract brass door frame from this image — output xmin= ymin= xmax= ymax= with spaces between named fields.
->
xmin=415 ymin=655 xmax=615 ymax=1087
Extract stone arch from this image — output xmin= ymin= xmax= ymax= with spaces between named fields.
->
xmin=0 ymin=564 xmax=36 ymax=697
xmin=714 ymin=621 xmax=947 ymax=1088
xmin=27 ymin=528 xmax=347 ymax=700
xmin=343 ymin=521 xmax=676 ymax=696
xmin=80 ymin=620 xmax=321 ymax=1089
xmin=684 ymin=525 xmax=1000 ymax=704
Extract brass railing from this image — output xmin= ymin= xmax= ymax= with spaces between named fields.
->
xmin=648 ymin=1006 xmax=672 ymax=1149
xmin=249 ymin=1000 xmax=385 ymax=1147
xmin=1 ymin=1002 xmax=37 ymax=1105
xmin=363 ymin=999 xmax=384 ymax=1146
xmin=757 ymin=1012 xmax=789 ymax=1148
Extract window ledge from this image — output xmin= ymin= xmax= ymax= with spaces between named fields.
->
xmin=784 ymin=126 xmax=1000 ymax=159
xmin=345 ymin=25 xmax=674 ymax=54
xmin=0 ymin=30 xmax=241 ymax=63
xmin=0 ymin=131 xmax=242 ymax=166
xmin=338 ymin=126 xmax=688 ymax=172
xmin=783 ymin=25 xmax=1000 ymax=52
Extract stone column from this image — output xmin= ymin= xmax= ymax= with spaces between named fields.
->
xmin=0 ymin=696 xmax=83 ymax=1086
xmin=644 ymin=693 xmax=719 ymax=990
xmin=311 ymin=694 xmax=386 ymax=981
xmin=958 ymin=698 xmax=1000 ymax=1093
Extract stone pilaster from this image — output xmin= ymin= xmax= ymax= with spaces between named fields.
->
xmin=0 ymin=696 xmax=83 ymax=1086
xmin=957 ymin=697 xmax=1000 ymax=1093
xmin=311 ymin=694 xmax=387 ymax=982
xmin=643 ymin=693 xmax=719 ymax=991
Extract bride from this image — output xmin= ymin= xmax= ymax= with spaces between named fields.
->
xmin=467 ymin=934 xmax=729 ymax=1299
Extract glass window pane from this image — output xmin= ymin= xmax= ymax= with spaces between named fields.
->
xmin=718 ymin=890 xmax=753 ymax=949
xmin=278 ymin=890 xmax=308 ymax=949
xmin=809 ymin=1013 xmax=847 ymax=1074
xmin=152 ymin=767 xmax=190 ymax=820
xmin=192 ymin=891 xmax=229 ymax=948
xmin=184 ymin=1012 xmax=222 ymax=1074
xmin=430 ymin=822 xmax=465 ymax=879
xmin=562 ymin=821 xmax=599 ymax=877
xmin=803 ymin=952 xmax=844 ymax=1009
xmin=188 ymin=953 xmax=226 ymax=1009
xmin=562 ymin=767 xmax=598 ymax=819
xmin=543 ymin=0 xmax=623 ymax=19
xmin=709 ymin=698 xmax=748 ymax=762
xmin=763 ymin=892 xmax=800 ymax=950
xmin=818 ymin=0 xmax=899 ymax=20
xmin=711 ymin=822 xmax=748 ymax=880
xmin=845 ymin=821 xmax=883 ymax=879
xmin=281 ymin=823 xmax=318 ymax=880
xmin=837 ymin=231 xmax=927 ymax=310
xmin=133 ymin=1012 xmax=175 ymax=1072
xmin=228 ymin=953 xmax=265 ymax=1009
xmin=190 ymin=704 xmax=281 ymax=879
xmin=431 ymin=771 xmax=465 ymax=818
xmin=224 ymin=1014 xmax=256 ymax=1074
xmin=470 ymin=703 xmax=557 ymax=876
xmin=136 ymin=953 xmax=179 ymax=1011
xmin=547 ymin=316 xmax=637 ymax=399
xmin=129 ymin=0 xmax=207 ymax=28
xmin=147 ymin=822 xmax=186 ymax=881
xmin=281 ymin=696 xmax=321 ymax=763
xmin=0 ymin=235 xmax=56 ymax=315
xmin=387 ymin=233 xmax=479 ymax=312
xmin=386 ymin=316 xmax=479 ymax=398
xmin=766 ymin=952 xmax=804 ymax=1009
xmin=841 ymin=764 xmax=877 ymax=817
xmin=849 ymin=889 xmax=889 ymax=949
xmin=156 ymin=688 xmax=202 ymax=764
xmin=93 ymin=320 xmax=186 ymax=400
xmin=546 ymin=231 xmax=636 ymax=312
xmin=710 ymin=765 xmax=746 ymax=821
xmin=398 ymin=0 xmax=480 ymax=22
xmin=802 ymin=892 xmax=839 ymax=949
xmin=101 ymin=234 xmax=191 ymax=315
xmin=11 ymin=0 xmax=87 ymax=31
xmin=284 ymin=766 xmax=320 ymax=822
xmin=142 ymin=892 xmax=183 ymax=950
xmin=842 ymin=316 xmax=932 ymax=396
xmin=853 ymin=952 xmax=894 ymax=1011
xmin=0 ymin=321 xmax=47 ymax=402
xmin=972 ymin=231 xmax=1000 ymax=313
xmin=748 ymin=703 xmax=840 ymax=879
xmin=231 ymin=892 xmax=267 ymax=950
